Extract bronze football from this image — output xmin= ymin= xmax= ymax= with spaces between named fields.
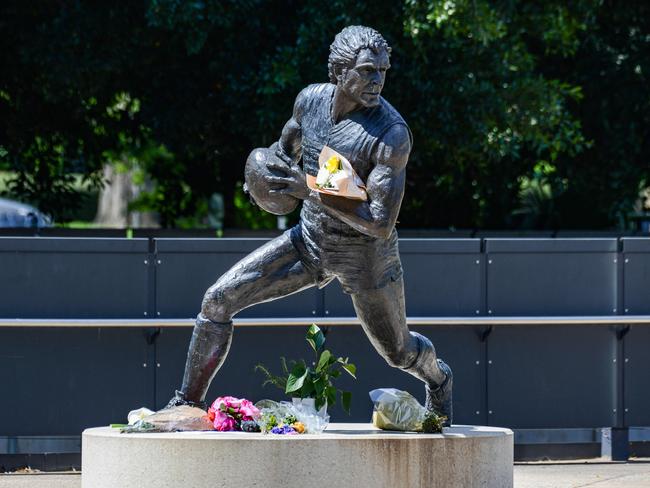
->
xmin=244 ymin=146 xmax=299 ymax=215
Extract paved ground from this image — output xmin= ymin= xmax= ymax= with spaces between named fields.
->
xmin=1 ymin=461 xmax=650 ymax=487
xmin=514 ymin=460 xmax=650 ymax=488
xmin=0 ymin=473 xmax=78 ymax=488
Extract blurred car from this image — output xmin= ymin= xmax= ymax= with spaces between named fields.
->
xmin=0 ymin=197 xmax=52 ymax=228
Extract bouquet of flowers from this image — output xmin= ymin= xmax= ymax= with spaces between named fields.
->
xmin=208 ymin=396 xmax=261 ymax=432
xmin=315 ymin=154 xmax=345 ymax=190
xmin=255 ymin=399 xmax=328 ymax=435
xmin=308 ymin=146 xmax=367 ymax=201
xmin=264 ymin=412 xmax=305 ymax=435
xmin=369 ymin=388 xmax=446 ymax=433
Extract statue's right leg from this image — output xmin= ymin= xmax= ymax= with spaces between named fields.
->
xmin=167 ymin=232 xmax=316 ymax=409
xmin=350 ymin=277 xmax=453 ymax=425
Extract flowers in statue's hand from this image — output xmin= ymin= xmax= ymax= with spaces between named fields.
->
xmin=316 ymin=155 xmax=342 ymax=189
xmin=309 ymin=146 xmax=367 ymax=201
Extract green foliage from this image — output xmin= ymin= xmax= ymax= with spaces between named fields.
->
xmin=306 ymin=323 xmax=326 ymax=352
xmin=255 ymin=324 xmax=356 ymax=414
xmin=255 ymin=361 xmax=288 ymax=392
xmin=399 ymin=0 xmax=593 ymax=228
xmin=233 ymin=182 xmax=277 ymax=230
xmin=422 ymin=410 xmax=446 ymax=434
xmin=1 ymin=135 xmax=101 ymax=221
xmin=1 ymin=1 xmax=648 ymax=228
xmin=548 ymin=2 xmax=650 ymax=227
xmin=512 ymin=161 xmax=568 ymax=229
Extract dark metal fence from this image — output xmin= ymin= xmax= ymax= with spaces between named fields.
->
xmin=1 ymin=236 xmax=649 ymax=465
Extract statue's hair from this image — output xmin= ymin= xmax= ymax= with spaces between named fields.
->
xmin=328 ymin=26 xmax=391 ymax=83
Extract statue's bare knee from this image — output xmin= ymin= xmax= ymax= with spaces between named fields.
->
xmin=382 ymin=336 xmax=419 ymax=370
xmin=201 ymin=282 xmax=237 ymax=324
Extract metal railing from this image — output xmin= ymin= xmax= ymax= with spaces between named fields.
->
xmin=1 ymin=315 xmax=650 ymax=327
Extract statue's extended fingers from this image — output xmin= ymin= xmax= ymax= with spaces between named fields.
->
xmin=274 ymin=149 xmax=293 ymax=164
xmin=266 ymin=161 xmax=291 ymax=172
xmin=267 ymin=176 xmax=291 ymax=185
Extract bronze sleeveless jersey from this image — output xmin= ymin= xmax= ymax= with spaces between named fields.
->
xmin=287 ymin=83 xmax=412 ymax=294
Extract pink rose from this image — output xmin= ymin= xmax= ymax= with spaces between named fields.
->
xmin=239 ymin=400 xmax=261 ymax=420
xmin=221 ymin=396 xmax=241 ymax=409
xmin=208 ymin=396 xmax=258 ymax=430
xmin=210 ymin=397 xmax=234 ymax=413
xmin=213 ymin=410 xmax=237 ymax=431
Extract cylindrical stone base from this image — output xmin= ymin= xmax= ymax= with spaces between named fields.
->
xmin=82 ymin=423 xmax=513 ymax=488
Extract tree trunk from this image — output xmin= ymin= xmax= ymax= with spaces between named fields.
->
xmin=94 ymin=164 xmax=159 ymax=228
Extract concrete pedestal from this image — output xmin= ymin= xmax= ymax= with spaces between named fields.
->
xmin=82 ymin=423 xmax=513 ymax=488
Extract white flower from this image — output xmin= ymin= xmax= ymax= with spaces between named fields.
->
xmin=127 ymin=407 xmax=155 ymax=425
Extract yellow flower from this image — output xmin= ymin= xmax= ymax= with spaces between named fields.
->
xmin=292 ymin=422 xmax=306 ymax=434
xmin=325 ymin=155 xmax=340 ymax=173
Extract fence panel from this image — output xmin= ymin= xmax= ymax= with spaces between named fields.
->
xmin=624 ymin=326 xmax=650 ymax=427
xmin=485 ymin=239 xmax=618 ymax=316
xmin=154 ymin=239 xmax=320 ymax=319
xmin=621 ymin=238 xmax=650 ymax=428
xmin=323 ymin=239 xmax=483 ymax=317
xmin=486 ymin=325 xmax=616 ymax=429
xmin=0 ymin=238 xmax=149 ymax=319
xmin=622 ymin=238 xmax=650 ymax=315
xmin=0 ymin=328 xmax=153 ymax=435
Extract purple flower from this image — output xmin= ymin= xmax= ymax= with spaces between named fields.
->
xmin=270 ymin=425 xmax=297 ymax=435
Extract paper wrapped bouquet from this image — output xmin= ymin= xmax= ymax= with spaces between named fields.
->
xmin=306 ymin=146 xmax=368 ymax=201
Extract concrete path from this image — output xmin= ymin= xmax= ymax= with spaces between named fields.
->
xmin=514 ymin=461 xmax=650 ymax=488
xmin=0 ymin=473 xmax=79 ymax=488
xmin=1 ymin=462 xmax=650 ymax=487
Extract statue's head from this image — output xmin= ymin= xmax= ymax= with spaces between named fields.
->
xmin=328 ymin=26 xmax=391 ymax=108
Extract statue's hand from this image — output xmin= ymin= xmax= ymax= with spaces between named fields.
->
xmin=266 ymin=160 xmax=311 ymax=200
xmin=274 ymin=147 xmax=294 ymax=165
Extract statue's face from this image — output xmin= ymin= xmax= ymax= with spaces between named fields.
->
xmin=339 ymin=48 xmax=390 ymax=108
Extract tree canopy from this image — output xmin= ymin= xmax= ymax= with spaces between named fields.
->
xmin=1 ymin=0 xmax=648 ymax=229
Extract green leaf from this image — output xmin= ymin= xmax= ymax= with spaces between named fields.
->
xmin=306 ymin=324 xmax=326 ymax=352
xmin=300 ymin=380 xmax=316 ymax=399
xmin=285 ymin=362 xmax=308 ymax=393
xmin=255 ymin=363 xmax=287 ymax=391
xmin=316 ymin=349 xmax=332 ymax=372
xmin=339 ymin=361 xmax=357 ymax=379
xmin=280 ymin=356 xmax=289 ymax=375
xmin=313 ymin=376 xmax=326 ymax=395
xmin=315 ymin=395 xmax=327 ymax=411
xmin=325 ymin=385 xmax=337 ymax=407
xmin=341 ymin=391 xmax=352 ymax=415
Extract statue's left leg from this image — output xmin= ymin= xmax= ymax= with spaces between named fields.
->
xmin=350 ymin=276 xmax=453 ymax=425
xmin=167 ymin=231 xmax=316 ymax=409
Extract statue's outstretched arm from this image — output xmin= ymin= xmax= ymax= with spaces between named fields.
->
xmin=314 ymin=123 xmax=411 ymax=239
xmin=276 ymin=88 xmax=308 ymax=164
xmin=265 ymin=88 xmax=311 ymax=200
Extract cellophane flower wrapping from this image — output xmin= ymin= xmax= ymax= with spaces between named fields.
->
xmin=369 ymin=388 xmax=427 ymax=432
xmin=208 ymin=396 xmax=261 ymax=431
xmin=255 ymin=399 xmax=329 ymax=434
xmin=121 ymin=405 xmax=213 ymax=433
